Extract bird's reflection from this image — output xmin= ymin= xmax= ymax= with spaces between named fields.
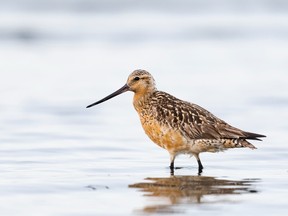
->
xmin=129 ymin=175 xmax=259 ymax=214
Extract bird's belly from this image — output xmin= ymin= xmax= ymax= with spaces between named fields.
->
xmin=140 ymin=119 xmax=241 ymax=155
xmin=141 ymin=120 xmax=190 ymax=154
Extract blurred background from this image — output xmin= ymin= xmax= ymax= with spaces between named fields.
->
xmin=0 ymin=1 xmax=288 ymax=215
xmin=1 ymin=0 xmax=288 ymax=136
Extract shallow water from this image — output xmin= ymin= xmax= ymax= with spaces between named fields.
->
xmin=1 ymin=1 xmax=288 ymax=215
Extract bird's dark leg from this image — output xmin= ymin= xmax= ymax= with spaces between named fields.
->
xmin=170 ymin=161 xmax=174 ymax=170
xmin=197 ymin=159 xmax=204 ymax=174
xmin=170 ymin=161 xmax=174 ymax=175
xmin=194 ymin=154 xmax=204 ymax=174
xmin=169 ymin=154 xmax=175 ymax=175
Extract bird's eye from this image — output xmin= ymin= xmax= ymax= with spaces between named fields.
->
xmin=134 ymin=77 xmax=140 ymax=81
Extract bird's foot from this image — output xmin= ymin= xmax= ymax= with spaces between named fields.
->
xmin=198 ymin=167 xmax=203 ymax=175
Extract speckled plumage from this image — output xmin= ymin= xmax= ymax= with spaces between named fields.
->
xmin=87 ymin=69 xmax=266 ymax=173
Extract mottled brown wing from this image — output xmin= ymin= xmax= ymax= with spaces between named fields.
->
xmin=183 ymin=103 xmax=266 ymax=140
xmin=153 ymin=91 xmax=264 ymax=140
xmin=174 ymin=102 xmax=247 ymax=139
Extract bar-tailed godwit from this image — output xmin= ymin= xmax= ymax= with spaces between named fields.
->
xmin=87 ymin=70 xmax=265 ymax=173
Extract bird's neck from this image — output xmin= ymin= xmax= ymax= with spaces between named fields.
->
xmin=133 ymin=89 xmax=155 ymax=112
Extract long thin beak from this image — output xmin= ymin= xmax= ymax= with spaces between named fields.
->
xmin=86 ymin=84 xmax=130 ymax=108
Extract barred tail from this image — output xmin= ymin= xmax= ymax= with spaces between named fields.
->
xmin=223 ymin=139 xmax=257 ymax=150
xmin=239 ymin=139 xmax=257 ymax=149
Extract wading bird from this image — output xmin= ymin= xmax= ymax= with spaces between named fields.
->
xmin=87 ymin=70 xmax=265 ymax=174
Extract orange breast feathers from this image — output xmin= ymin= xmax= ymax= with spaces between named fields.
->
xmin=140 ymin=117 xmax=189 ymax=153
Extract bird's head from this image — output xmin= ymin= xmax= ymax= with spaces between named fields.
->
xmin=86 ymin=69 xmax=156 ymax=108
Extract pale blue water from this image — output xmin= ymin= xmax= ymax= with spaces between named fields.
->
xmin=1 ymin=1 xmax=288 ymax=215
